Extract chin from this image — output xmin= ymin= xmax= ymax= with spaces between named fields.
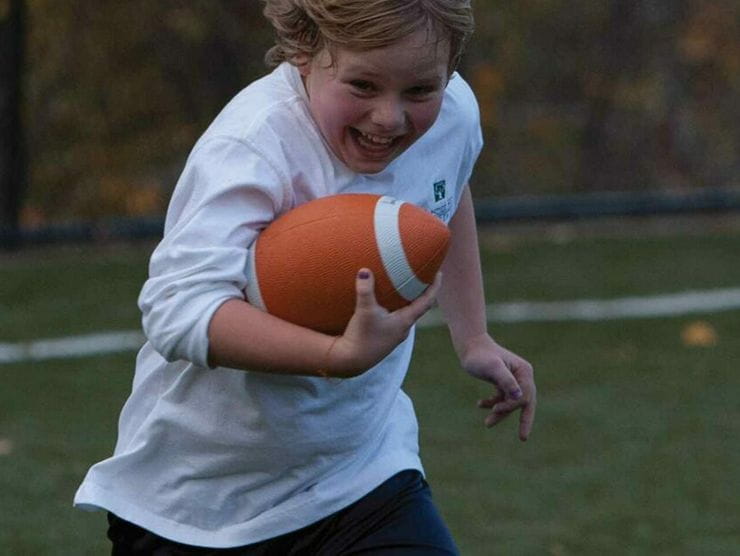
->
xmin=346 ymin=159 xmax=393 ymax=174
xmin=342 ymin=147 xmax=405 ymax=174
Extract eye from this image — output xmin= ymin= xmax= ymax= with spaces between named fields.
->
xmin=406 ymin=85 xmax=438 ymax=99
xmin=350 ymin=80 xmax=375 ymax=93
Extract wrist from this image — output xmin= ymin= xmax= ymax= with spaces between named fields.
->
xmin=316 ymin=336 xmax=340 ymax=378
xmin=317 ymin=336 xmax=366 ymax=379
xmin=456 ymin=332 xmax=496 ymax=365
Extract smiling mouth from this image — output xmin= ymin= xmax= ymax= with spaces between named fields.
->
xmin=351 ymin=128 xmax=403 ymax=155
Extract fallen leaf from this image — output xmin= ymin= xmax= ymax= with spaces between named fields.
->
xmin=0 ymin=438 xmax=13 ymax=456
xmin=681 ymin=321 xmax=718 ymax=347
xmin=549 ymin=542 xmax=567 ymax=556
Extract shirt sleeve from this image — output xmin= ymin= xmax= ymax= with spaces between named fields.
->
xmin=452 ymin=73 xmax=484 ymax=196
xmin=138 ymin=135 xmax=290 ymax=367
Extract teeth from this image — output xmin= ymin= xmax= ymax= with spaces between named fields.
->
xmin=359 ymin=131 xmax=395 ymax=145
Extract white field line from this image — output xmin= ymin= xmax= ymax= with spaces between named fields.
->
xmin=2 ymin=287 xmax=740 ymax=364
xmin=421 ymin=287 xmax=740 ymax=326
xmin=0 ymin=331 xmax=146 ymax=365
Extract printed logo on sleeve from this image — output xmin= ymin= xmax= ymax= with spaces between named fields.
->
xmin=431 ymin=179 xmax=452 ymax=222
xmin=433 ymin=180 xmax=446 ymax=202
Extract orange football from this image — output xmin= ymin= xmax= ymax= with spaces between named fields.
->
xmin=245 ymin=193 xmax=450 ymax=335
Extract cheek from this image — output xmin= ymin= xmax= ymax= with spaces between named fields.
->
xmin=409 ymin=101 xmax=443 ymax=134
xmin=312 ymin=92 xmax=365 ymax=136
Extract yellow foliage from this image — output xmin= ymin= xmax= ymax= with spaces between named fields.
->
xmin=165 ymin=7 xmax=208 ymax=42
xmin=471 ymin=62 xmax=504 ymax=128
xmin=126 ymin=183 xmax=163 ymax=216
xmin=20 ymin=205 xmax=46 ymax=229
xmin=678 ymin=3 xmax=736 ymax=64
xmin=527 ymin=115 xmax=561 ymax=142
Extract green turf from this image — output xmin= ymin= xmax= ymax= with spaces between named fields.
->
xmin=480 ymin=230 xmax=740 ymax=301
xmin=408 ymin=316 xmax=740 ymax=555
xmin=0 ymin=244 xmax=152 ymax=341
xmin=0 ymin=354 xmax=133 ymax=555
xmin=1 ymin=225 xmax=739 ymax=554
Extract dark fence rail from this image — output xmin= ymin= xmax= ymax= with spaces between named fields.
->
xmin=474 ymin=187 xmax=740 ymax=222
xmin=3 ymin=187 xmax=739 ymax=249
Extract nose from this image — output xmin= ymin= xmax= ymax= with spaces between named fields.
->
xmin=370 ymin=96 xmax=406 ymax=130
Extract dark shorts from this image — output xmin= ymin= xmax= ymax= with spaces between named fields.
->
xmin=107 ymin=470 xmax=459 ymax=555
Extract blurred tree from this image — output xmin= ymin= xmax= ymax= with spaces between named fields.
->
xmin=13 ymin=0 xmax=740 ymax=224
xmin=0 ymin=0 xmax=26 ymax=248
xmin=578 ymin=0 xmax=646 ymax=191
xmin=466 ymin=0 xmax=738 ymax=197
xmin=23 ymin=0 xmax=273 ymax=224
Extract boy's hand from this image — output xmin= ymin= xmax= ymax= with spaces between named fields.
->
xmin=327 ymin=269 xmax=442 ymax=378
xmin=461 ymin=334 xmax=536 ymax=441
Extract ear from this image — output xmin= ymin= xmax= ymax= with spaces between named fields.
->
xmin=294 ymin=53 xmax=312 ymax=77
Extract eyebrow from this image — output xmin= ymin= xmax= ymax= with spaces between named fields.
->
xmin=341 ymin=64 xmax=445 ymax=83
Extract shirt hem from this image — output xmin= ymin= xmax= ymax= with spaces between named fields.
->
xmin=74 ymin=457 xmax=423 ymax=549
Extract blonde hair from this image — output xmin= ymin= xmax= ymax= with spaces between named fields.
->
xmin=262 ymin=0 xmax=474 ymax=74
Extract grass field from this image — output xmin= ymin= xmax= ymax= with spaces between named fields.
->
xmin=1 ymin=217 xmax=739 ymax=555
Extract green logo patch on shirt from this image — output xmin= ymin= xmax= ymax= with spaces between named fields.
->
xmin=433 ymin=180 xmax=446 ymax=202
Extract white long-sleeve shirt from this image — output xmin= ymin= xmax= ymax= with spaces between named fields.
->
xmin=74 ymin=62 xmax=483 ymax=548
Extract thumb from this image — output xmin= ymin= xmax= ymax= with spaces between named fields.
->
xmin=489 ymin=359 xmax=524 ymax=401
xmin=354 ymin=268 xmax=377 ymax=310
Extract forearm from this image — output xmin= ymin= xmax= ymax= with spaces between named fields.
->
xmin=208 ymin=298 xmax=335 ymax=375
xmin=437 ymin=184 xmax=489 ymax=355
xmin=208 ymin=265 xmax=440 ymax=377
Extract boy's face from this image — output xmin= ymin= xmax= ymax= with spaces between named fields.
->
xmin=299 ymin=29 xmax=450 ymax=174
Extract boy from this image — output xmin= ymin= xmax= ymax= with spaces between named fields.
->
xmin=75 ymin=1 xmax=536 ymax=553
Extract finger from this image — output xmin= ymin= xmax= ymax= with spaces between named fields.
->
xmin=484 ymin=361 xmax=524 ymax=402
xmin=492 ymin=398 xmax=523 ymax=415
xmin=396 ymin=272 xmax=442 ymax=323
xmin=485 ymin=407 xmax=513 ymax=428
xmin=484 ymin=398 xmax=522 ymax=428
xmin=518 ymin=398 xmax=536 ymax=442
xmin=423 ymin=271 xmax=443 ymax=300
xmin=477 ymin=392 xmax=505 ymax=409
xmin=354 ymin=268 xmax=377 ymax=310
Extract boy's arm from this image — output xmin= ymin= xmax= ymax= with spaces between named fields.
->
xmin=436 ymin=184 xmax=537 ymax=441
xmin=208 ymin=268 xmax=441 ymax=378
